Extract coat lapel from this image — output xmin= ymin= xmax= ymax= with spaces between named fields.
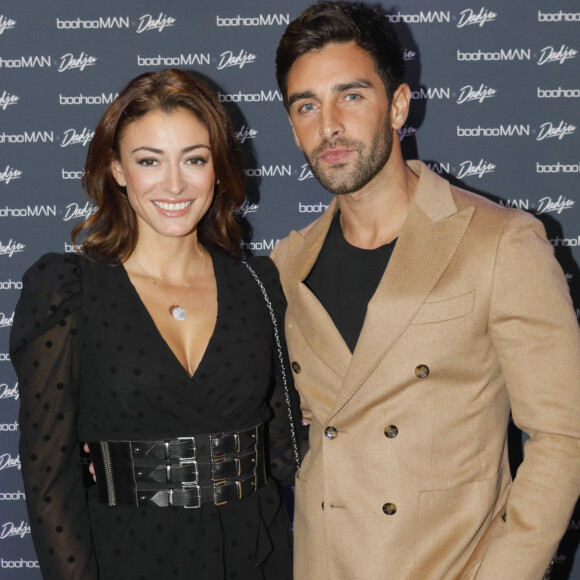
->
xmin=283 ymin=201 xmax=353 ymax=379
xmin=328 ymin=162 xmax=475 ymax=418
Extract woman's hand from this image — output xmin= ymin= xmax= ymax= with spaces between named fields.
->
xmin=83 ymin=443 xmax=97 ymax=482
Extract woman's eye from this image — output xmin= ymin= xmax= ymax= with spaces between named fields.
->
xmin=138 ymin=158 xmax=157 ymax=167
xmin=186 ymin=157 xmax=206 ymax=166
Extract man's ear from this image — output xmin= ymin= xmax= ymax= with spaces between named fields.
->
xmin=390 ymin=83 xmax=411 ymax=131
xmin=110 ymin=158 xmax=126 ymax=187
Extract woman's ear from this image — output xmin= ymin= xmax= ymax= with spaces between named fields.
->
xmin=110 ymin=158 xmax=126 ymax=187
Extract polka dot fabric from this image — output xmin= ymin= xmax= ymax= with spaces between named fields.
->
xmin=10 ymin=251 xmax=295 ymax=580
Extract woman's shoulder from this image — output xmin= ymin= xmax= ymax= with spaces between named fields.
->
xmin=23 ymin=251 xmax=82 ymax=278
xmin=21 ymin=252 xmax=87 ymax=298
xmin=21 ymin=251 xmax=112 ymax=282
xmin=10 ymin=253 xmax=86 ymax=353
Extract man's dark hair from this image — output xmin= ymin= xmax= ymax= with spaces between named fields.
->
xmin=276 ymin=1 xmax=405 ymax=109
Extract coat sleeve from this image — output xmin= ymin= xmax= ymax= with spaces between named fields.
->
xmin=470 ymin=212 xmax=580 ymax=580
xmin=10 ymin=253 xmax=99 ymax=580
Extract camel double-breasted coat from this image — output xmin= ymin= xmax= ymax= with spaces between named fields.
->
xmin=271 ymin=161 xmax=580 ymax=580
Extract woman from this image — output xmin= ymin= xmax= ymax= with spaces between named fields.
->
xmin=10 ymin=69 xmax=299 ymax=580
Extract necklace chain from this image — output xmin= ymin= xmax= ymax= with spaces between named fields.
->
xmin=133 ymin=251 xmax=205 ymax=321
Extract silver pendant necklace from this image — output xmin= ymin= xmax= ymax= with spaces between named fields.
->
xmin=133 ymin=252 xmax=204 ymax=321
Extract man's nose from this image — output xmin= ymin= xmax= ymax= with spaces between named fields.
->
xmin=319 ymin=103 xmax=344 ymax=139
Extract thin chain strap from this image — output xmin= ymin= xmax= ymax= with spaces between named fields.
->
xmin=242 ymin=261 xmax=301 ymax=470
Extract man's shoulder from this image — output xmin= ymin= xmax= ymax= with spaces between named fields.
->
xmin=450 ymin=183 xmax=503 ymax=214
xmin=450 ymin=180 xmax=540 ymax=230
xmin=416 ymin=162 xmax=546 ymax=243
xmin=414 ymin=160 xmax=520 ymax=217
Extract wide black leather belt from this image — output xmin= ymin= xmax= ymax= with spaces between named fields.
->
xmin=88 ymin=424 xmax=266 ymax=508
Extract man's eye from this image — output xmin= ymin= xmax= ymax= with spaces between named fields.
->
xmin=345 ymin=94 xmax=361 ymax=102
xmin=299 ymin=103 xmax=316 ymax=113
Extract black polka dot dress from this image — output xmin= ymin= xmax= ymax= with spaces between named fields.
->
xmin=10 ymin=251 xmax=296 ymax=580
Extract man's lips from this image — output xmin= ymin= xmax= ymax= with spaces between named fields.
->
xmin=319 ymin=148 xmax=353 ymax=165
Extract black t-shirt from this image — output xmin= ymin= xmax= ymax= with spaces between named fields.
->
xmin=305 ymin=212 xmax=396 ymax=352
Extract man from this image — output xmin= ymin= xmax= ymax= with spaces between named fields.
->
xmin=270 ymin=2 xmax=580 ymax=579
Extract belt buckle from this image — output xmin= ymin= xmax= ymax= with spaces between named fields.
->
xmin=213 ymin=479 xmax=228 ymax=506
xmin=181 ymin=482 xmax=202 ymax=509
xmin=211 ymin=431 xmax=226 ymax=460
xmin=177 ymin=436 xmax=197 ymax=460
xmin=172 ymin=459 xmax=199 ymax=485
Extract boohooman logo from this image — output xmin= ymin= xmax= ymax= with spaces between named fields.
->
xmin=216 ymin=14 xmax=289 ymax=27
xmin=137 ymin=54 xmax=210 ymax=67
xmin=538 ymin=10 xmax=580 ymax=22
xmin=56 ymin=16 xmax=130 ymax=29
xmin=1 ymin=559 xmax=39 ymax=568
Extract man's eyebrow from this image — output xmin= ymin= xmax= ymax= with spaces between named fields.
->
xmin=287 ymin=79 xmax=374 ymax=108
xmin=287 ymin=90 xmax=315 ymax=108
xmin=335 ymin=79 xmax=374 ymax=92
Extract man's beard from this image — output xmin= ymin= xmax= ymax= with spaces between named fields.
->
xmin=305 ymin=124 xmax=393 ymax=195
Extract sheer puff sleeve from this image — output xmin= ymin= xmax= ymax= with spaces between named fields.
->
xmin=247 ymin=256 xmax=309 ymax=488
xmin=10 ymin=253 xmax=98 ymax=580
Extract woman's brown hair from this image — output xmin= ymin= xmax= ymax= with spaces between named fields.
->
xmin=73 ymin=69 xmax=245 ymax=262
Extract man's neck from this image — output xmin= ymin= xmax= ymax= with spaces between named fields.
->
xmin=337 ymin=161 xmax=419 ymax=250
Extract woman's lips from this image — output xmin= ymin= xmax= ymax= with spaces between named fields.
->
xmin=153 ymin=200 xmax=193 ymax=216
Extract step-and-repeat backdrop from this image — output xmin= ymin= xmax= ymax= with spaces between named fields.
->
xmin=1 ymin=0 xmax=579 ymax=577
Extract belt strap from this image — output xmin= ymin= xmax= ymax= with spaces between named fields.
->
xmin=134 ymin=451 xmax=258 ymax=484
xmin=127 ymin=426 xmax=259 ymax=461
xmin=137 ymin=475 xmax=258 ymax=508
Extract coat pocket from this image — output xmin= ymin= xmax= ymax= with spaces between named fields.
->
xmin=411 ymin=290 xmax=475 ymax=325
xmin=413 ymin=475 xmax=500 ymax=574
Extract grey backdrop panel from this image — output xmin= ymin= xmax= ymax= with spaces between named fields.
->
xmin=0 ymin=1 xmax=579 ymax=577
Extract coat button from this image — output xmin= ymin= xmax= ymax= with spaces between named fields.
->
xmin=384 ymin=425 xmax=398 ymax=438
xmin=291 ymin=361 xmax=301 ymax=374
xmin=324 ymin=426 xmax=338 ymax=439
xmin=415 ymin=364 xmax=429 ymax=378
xmin=382 ymin=502 xmax=397 ymax=515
